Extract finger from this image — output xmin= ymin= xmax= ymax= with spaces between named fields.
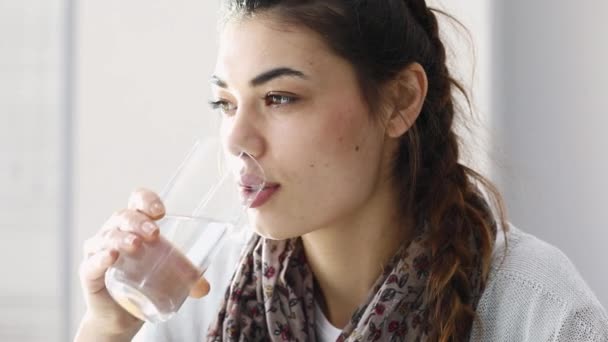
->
xmin=189 ymin=277 xmax=210 ymax=298
xmin=79 ymin=249 xmax=118 ymax=294
xmin=107 ymin=209 xmax=160 ymax=242
xmin=127 ymin=188 xmax=165 ymax=220
xmin=84 ymin=228 xmax=144 ymax=258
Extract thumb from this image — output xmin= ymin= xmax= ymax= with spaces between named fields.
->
xmin=189 ymin=277 xmax=210 ymax=298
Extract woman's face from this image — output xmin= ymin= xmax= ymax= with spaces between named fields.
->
xmin=212 ymin=16 xmax=396 ymax=240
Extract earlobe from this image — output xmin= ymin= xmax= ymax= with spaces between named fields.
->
xmin=386 ymin=63 xmax=428 ymax=138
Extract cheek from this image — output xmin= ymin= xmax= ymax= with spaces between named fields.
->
xmin=256 ymin=107 xmax=385 ymax=238
xmin=319 ymin=105 xmax=379 ymax=163
xmin=270 ymin=100 xmax=382 ymax=186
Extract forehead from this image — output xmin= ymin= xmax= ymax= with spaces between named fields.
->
xmin=215 ymin=16 xmax=336 ymax=82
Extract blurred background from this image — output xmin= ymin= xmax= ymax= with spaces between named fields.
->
xmin=1 ymin=0 xmax=606 ymax=340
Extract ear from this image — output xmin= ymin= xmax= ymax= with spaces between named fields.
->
xmin=385 ymin=63 xmax=428 ymax=138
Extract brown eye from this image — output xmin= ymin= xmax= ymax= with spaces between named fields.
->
xmin=265 ymin=93 xmax=297 ymax=106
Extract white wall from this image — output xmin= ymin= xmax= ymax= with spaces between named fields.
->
xmin=494 ymin=1 xmax=608 ymax=306
xmin=0 ymin=0 xmax=67 ymax=341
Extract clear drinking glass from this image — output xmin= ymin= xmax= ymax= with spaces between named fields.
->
xmin=104 ymin=138 xmax=265 ymax=323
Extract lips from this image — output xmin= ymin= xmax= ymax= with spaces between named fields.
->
xmin=240 ymin=182 xmax=280 ymax=208
xmin=238 ymin=173 xmax=265 ymax=189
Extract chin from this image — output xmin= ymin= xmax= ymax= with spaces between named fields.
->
xmin=248 ymin=213 xmax=304 ymax=241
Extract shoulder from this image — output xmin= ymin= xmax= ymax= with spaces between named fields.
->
xmin=489 ymin=224 xmax=590 ymax=299
xmin=471 ymin=224 xmax=608 ymax=341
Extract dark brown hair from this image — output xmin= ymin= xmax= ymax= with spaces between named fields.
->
xmin=222 ymin=0 xmax=508 ymax=340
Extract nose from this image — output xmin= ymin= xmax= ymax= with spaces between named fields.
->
xmin=221 ymin=105 xmax=265 ymax=160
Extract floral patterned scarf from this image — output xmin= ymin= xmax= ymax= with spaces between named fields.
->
xmin=207 ymin=226 xmax=488 ymax=341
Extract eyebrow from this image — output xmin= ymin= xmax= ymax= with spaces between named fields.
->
xmin=210 ymin=67 xmax=308 ymax=88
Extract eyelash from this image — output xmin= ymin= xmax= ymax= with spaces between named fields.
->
xmin=208 ymin=100 xmax=235 ymax=114
xmin=208 ymin=93 xmax=298 ymax=115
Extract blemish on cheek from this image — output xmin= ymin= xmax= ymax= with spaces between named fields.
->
xmin=309 ymin=164 xmax=315 ymax=168
xmin=355 ymin=145 xmax=360 ymax=152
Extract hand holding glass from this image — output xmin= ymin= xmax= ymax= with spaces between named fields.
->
xmin=104 ymin=138 xmax=265 ymax=323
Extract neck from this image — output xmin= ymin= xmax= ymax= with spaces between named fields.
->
xmin=301 ymin=187 xmax=412 ymax=328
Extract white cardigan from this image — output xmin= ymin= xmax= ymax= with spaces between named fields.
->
xmin=134 ymin=225 xmax=608 ymax=341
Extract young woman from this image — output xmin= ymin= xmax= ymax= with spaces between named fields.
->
xmin=75 ymin=1 xmax=608 ymax=341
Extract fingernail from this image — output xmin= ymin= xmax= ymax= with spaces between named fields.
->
xmin=150 ymin=201 xmax=164 ymax=216
xmin=142 ymin=221 xmax=158 ymax=236
xmin=124 ymin=235 xmax=137 ymax=245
